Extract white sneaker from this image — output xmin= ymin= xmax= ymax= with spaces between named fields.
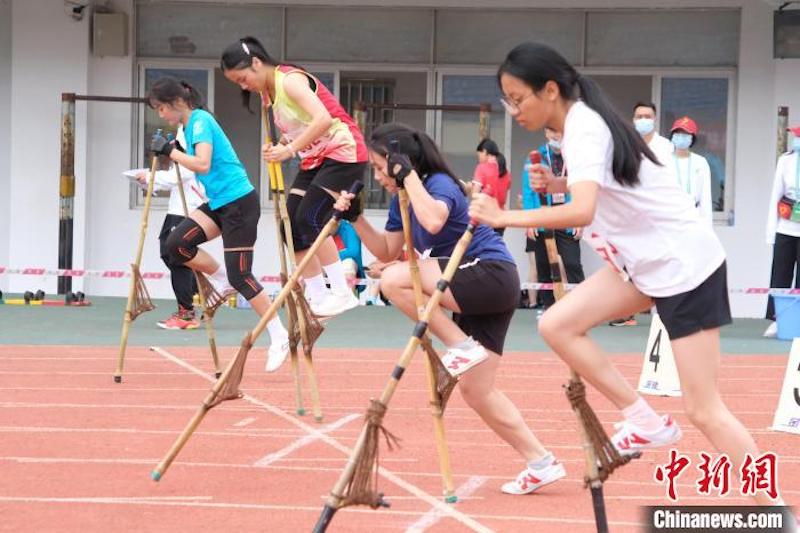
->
xmin=501 ymin=460 xmax=566 ymax=495
xmin=265 ymin=335 xmax=290 ymax=372
xmin=440 ymin=338 xmax=489 ymax=377
xmin=763 ymin=322 xmax=778 ymax=338
xmin=611 ymin=414 xmax=682 ymax=456
xmin=311 ymin=288 xmax=359 ymax=317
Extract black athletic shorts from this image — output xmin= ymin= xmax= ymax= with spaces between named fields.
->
xmin=292 ymin=158 xmax=367 ymax=195
xmin=197 ymin=190 xmax=260 ymax=249
xmin=437 ymin=257 xmax=519 ymax=355
xmin=653 ymin=261 xmax=732 ymax=340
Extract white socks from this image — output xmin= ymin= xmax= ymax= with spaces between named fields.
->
xmin=527 ymin=452 xmax=555 ymax=471
xmin=622 ymin=397 xmax=664 ymax=432
xmin=266 ymin=316 xmax=288 ymax=342
xmin=209 ymin=265 xmax=232 ymax=293
xmin=304 ymin=273 xmax=328 ymax=302
xmin=322 ymin=261 xmax=349 ymax=293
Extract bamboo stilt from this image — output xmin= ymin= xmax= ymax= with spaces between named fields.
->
xmin=398 ymin=188 xmax=457 ymax=503
xmin=173 ymin=163 xmax=221 ymax=378
xmin=114 ymin=155 xmax=158 ymax=383
xmin=264 ymin=105 xmax=324 ymax=421
xmin=151 ymin=182 xmax=362 ymax=482
xmin=313 ymin=213 xmax=479 ymax=532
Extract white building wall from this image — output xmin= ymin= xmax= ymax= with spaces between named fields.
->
xmin=3 ymin=0 xmax=794 ymax=317
xmin=0 ymin=0 xmax=11 ymax=294
xmin=7 ymin=0 xmax=90 ymax=295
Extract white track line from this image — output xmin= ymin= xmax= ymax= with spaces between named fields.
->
xmin=0 ymin=496 xmax=646 ymax=527
xmin=150 ymin=346 xmax=493 ymax=533
xmin=233 ymin=417 xmax=257 ymax=427
xmin=253 ymin=413 xmax=360 ymax=468
xmin=406 ymin=476 xmax=487 ymax=532
xmin=4 ymin=456 xmax=798 ymax=496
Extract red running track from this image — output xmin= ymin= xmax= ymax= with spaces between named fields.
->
xmin=0 ymin=345 xmax=796 ymax=532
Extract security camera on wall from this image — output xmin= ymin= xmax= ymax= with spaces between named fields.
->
xmin=64 ymin=1 xmax=88 ymax=21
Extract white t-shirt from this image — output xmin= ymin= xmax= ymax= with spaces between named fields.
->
xmin=648 ymin=133 xmax=675 ymax=166
xmin=765 ymin=150 xmax=800 ymax=244
xmin=561 ymin=101 xmax=725 ymax=297
xmin=673 ymin=152 xmax=713 ymax=227
xmin=152 ymin=127 xmax=207 ymax=216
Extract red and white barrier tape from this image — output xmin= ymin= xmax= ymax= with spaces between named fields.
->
xmin=1 ymin=266 xmax=799 ymax=295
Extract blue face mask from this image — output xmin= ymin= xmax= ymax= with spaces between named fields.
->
xmin=548 ymin=139 xmax=561 ymax=151
xmin=634 ymin=118 xmax=655 ymax=136
xmin=792 ymin=137 xmax=800 ymax=153
xmin=671 ymin=133 xmax=693 ymax=150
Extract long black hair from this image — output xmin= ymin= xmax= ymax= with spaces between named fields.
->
xmin=498 ymin=42 xmax=659 ymax=187
xmin=220 ymin=36 xmax=304 ymax=113
xmin=147 ymin=76 xmax=205 ymax=111
xmin=369 ymin=123 xmax=464 ymax=194
xmin=476 ymin=138 xmax=508 ymax=176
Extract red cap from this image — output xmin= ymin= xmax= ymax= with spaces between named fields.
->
xmin=787 ymin=126 xmax=800 ymax=136
xmin=670 ymin=116 xmax=698 ymax=135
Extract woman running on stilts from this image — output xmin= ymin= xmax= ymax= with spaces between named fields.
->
xmin=334 ymin=123 xmax=565 ymax=495
xmin=469 ymin=41 xmax=786 ymax=506
xmin=148 ymin=77 xmax=290 ymax=369
xmin=220 ymin=37 xmax=368 ymax=327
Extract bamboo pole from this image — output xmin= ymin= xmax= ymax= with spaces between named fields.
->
xmin=113 ymin=155 xmax=158 ymax=383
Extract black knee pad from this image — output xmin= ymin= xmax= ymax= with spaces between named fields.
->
xmin=165 ymin=219 xmax=207 ymax=265
xmin=282 ymin=192 xmax=304 ymax=250
xmin=293 ymin=185 xmax=338 ymax=251
xmin=224 ymin=250 xmax=262 ymax=300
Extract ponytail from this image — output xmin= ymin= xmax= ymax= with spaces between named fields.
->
xmin=370 ymin=123 xmax=465 ymax=194
xmin=476 ymin=138 xmax=508 ymax=176
xmin=147 ymin=76 xmax=205 ymax=111
xmin=498 ymin=42 xmax=659 ymax=187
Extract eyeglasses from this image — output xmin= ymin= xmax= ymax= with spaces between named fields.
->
xmin=500 ymin=93 xmax=535 ymax=114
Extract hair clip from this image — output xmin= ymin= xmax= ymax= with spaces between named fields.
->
xmin=241 ymin=42 xmax=250 ymax=55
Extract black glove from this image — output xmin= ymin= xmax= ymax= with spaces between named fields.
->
xmin=387 ymin=151 xmax=413 ymax=188
xmin=150 ymin=131 xmax=174 ymax=157
xmin=166 ymin=133 xmax=185 ymax=153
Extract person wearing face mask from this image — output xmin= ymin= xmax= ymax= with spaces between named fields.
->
xmin=762 ymin=126 xmax=800 ymax=338
xmin=633 ymin=101 xmax=674 ymax=166
xmin=470 ymin=42 xmax=789 ymax=508
xmin=670 ymin=116 xmax=713 ymax=226
xmin=521 ymin=127 xmax=585 ymax=311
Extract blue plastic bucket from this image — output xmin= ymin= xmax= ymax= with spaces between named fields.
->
xmin=774 ymin=294 xmax=800 ymax=340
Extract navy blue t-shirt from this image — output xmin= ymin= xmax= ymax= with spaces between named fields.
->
xmin=385 ymin=173 xmax=514 ymax=263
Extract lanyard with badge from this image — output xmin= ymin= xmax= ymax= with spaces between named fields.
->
xmin=545 ymin=144 xmax=567 ymax=205
xmin=777 ymin=153 xmax=800 ymax=222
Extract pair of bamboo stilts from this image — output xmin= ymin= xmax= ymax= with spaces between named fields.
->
xmin=113 ymin=144 xmax=221 ymax=384
xmin=150 ymin=110 xmax=358 ymax=480
xmin=263 ymin=106 xmax=324 ymax=421
xmin=312 ymin=176 xmax=472 ymax=531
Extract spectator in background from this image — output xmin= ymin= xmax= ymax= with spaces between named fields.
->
xmin=134 ymin=127 xmax=208 ymax=331
xmin=521 ymin=127 xmax=585 ymax=312
xmin=474 ymin=139 xmax=512 ymax=236
xmin=516 ymin=191 xmax=541 ymax=309
xmin=763 ymin=126 xmax=800 ymax=338
xmin=670 ymin=116 xmax=713 ymax=226
xmin=607 ymin=101 xmax=675 ymax=327
xmin=633 ymin=101 xmax=674 ymax=165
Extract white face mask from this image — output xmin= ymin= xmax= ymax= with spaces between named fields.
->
xmin=671 ymin=133 xmax=693 ymax=150
xmin=634 ymin=118 xmax=655 ymax=136
xmin=792 ymin=137 xmax=800 ymax=153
